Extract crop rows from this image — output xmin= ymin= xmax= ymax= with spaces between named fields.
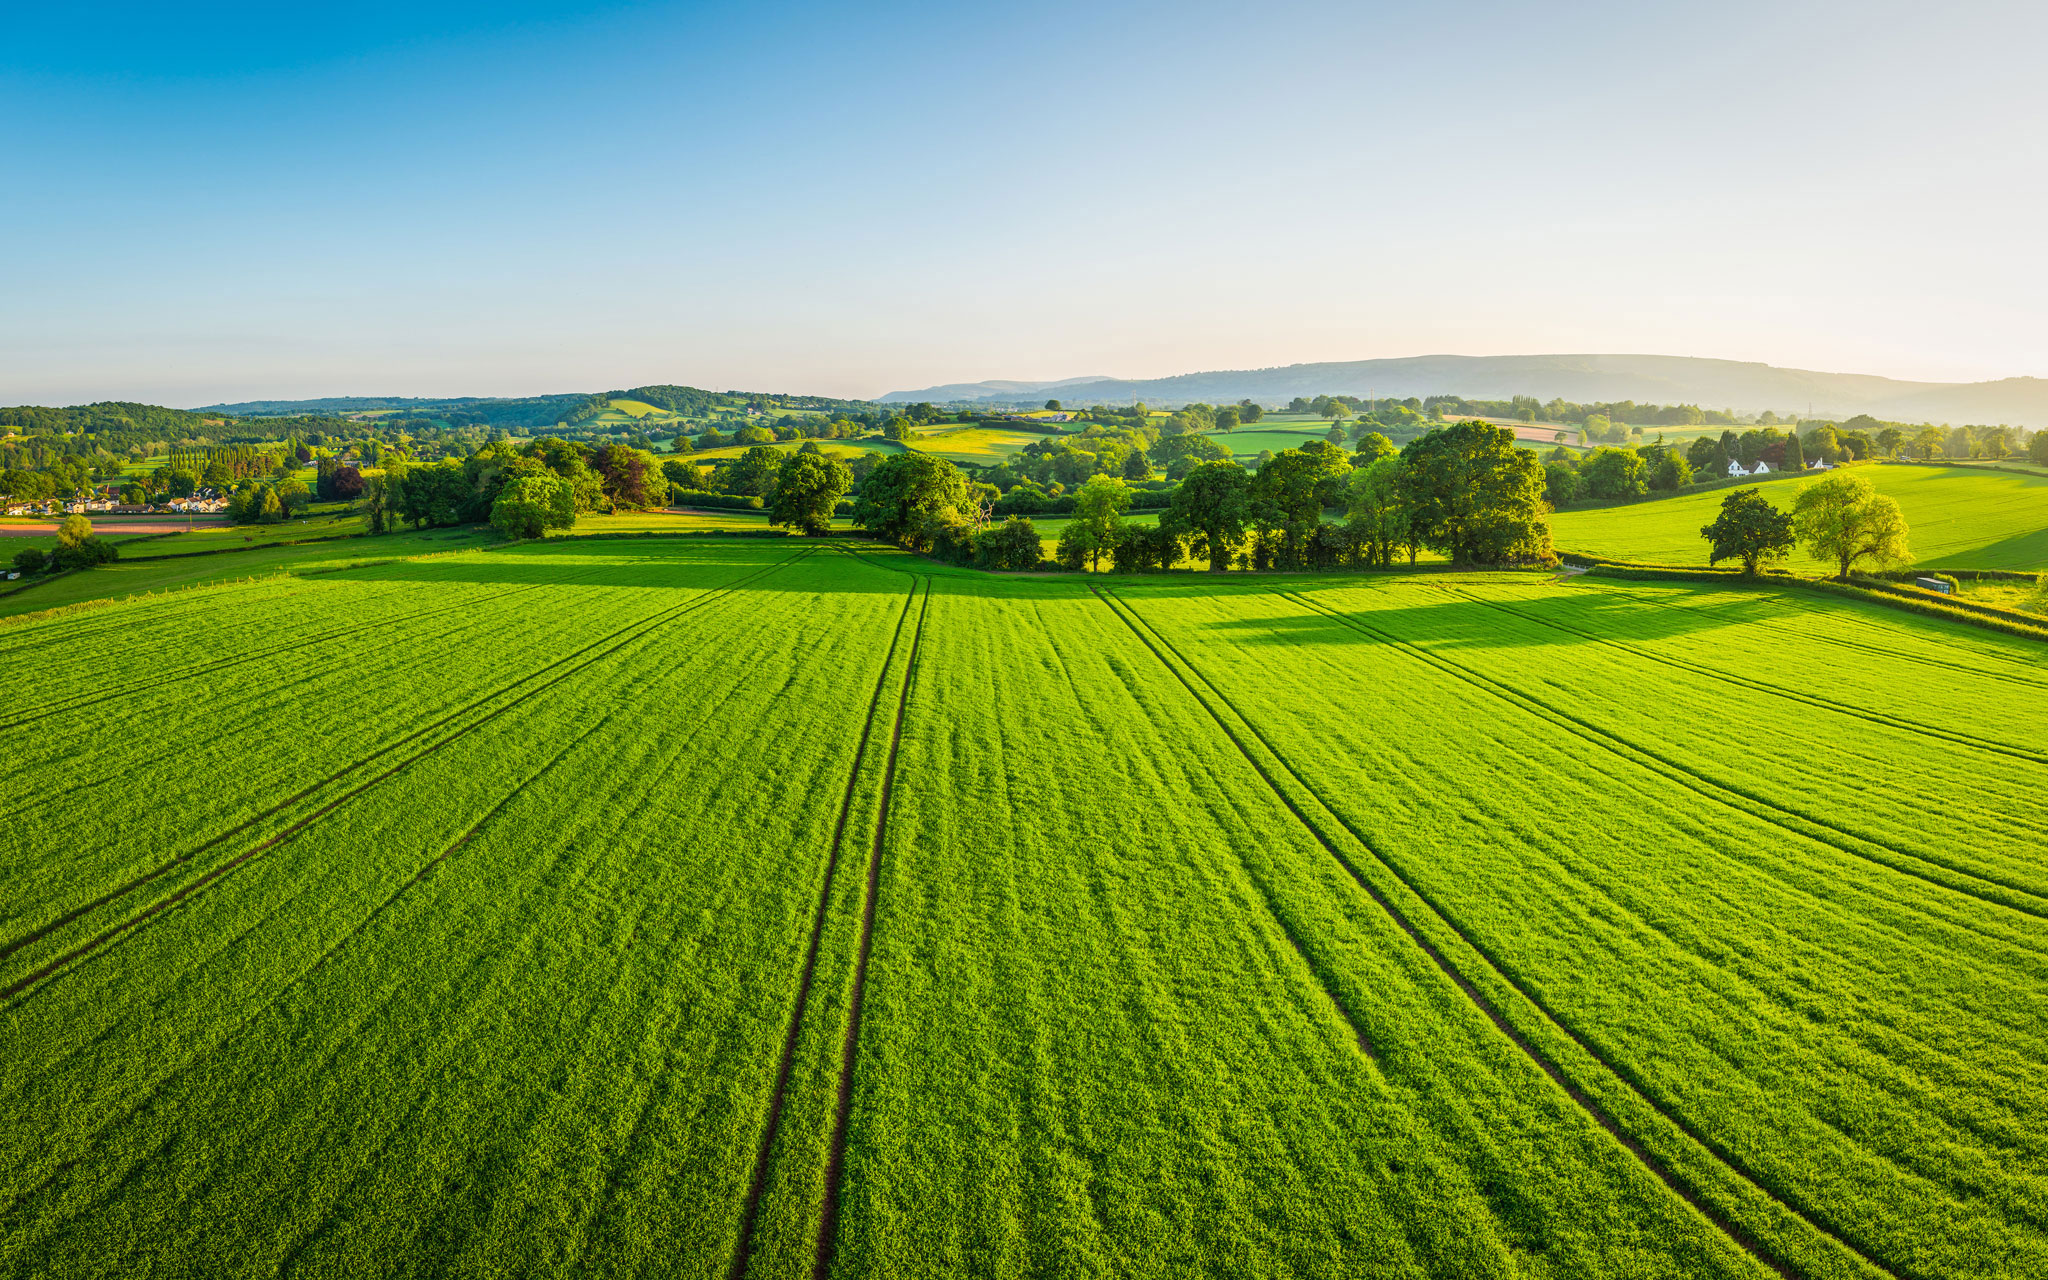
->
xmin=4 ymin=544 xmax=2043 ymax=1278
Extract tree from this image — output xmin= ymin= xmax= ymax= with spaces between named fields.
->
xmin=1578 ymin=448 xmax=1649 ymax=499
xmin=1543 ymin=461 xmax=1580 ymax=508
xmin=592 ymin=444 xmax=669 ymax=510
xmin=1044 ymin=399 xmax=1062 ymax=412
xmin=1068 ymin=476 xmax=1131 ymax=572
xmin=13 ymin=547 xmax=47 ymax=576
xmin=56 ymin=514 xmax=93 ymax=549
xmin=1120 ymin=449 xmax=1154 ymax=482
xmin=1911 ymin=427 xmax=1946 ymax=461
xmin=725 ymin=446 xmax=785 ymax=499
xmin=1700 ymin=487 xmax=1794 ymax=574
xmin=491 ymin=475 xmax=559 ymax=539
xmin=1344 ymin=456 xmax=1407 ymax=568
xmin=883 ymin=416 xmax=916 ymax=442
xmin=769 ymin=451 xmax=852 ymax=536
xmin=1324 ymin=423 xmax=1346 ymax=445
xmin=1238 ymin=401 xmax=1264 ymax=424
xmin=974 ymin=518 xmax=1044 ymax=570
xmin=1651 ymin=450 xmax=1693 ymax=492
xmin=2030 ymin=430 xmax=2048 ymax=466
xmin=1782 ymin=432 xmax=1806 ymax=471
xmin=1165 ymin=461 xmax=1251 ymax=571
xmin=1253 ymin=447 xmax=1348 ymax=568
xmin=1353 ymin=431 xmax=1395 ymax=463
xmin=1791 ymin=473 xmax=1910 ymax=580
xmin=851 ymin=452 xmax=969 ymax=549
xmin=1396 ymin=423 xmax=1551 ymax=565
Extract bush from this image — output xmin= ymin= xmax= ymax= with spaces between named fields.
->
xmin=12 ymin=547 xmax=47 ymax=576
xmin=669 ymin=489 xmax=764 ymax=511
xmin=973 ymin=518 xmax=1044 ymax=571
xmin=50 ymin=535 xmax=119 ymax=571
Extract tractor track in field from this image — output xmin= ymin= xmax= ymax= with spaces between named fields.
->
xmin=0 ymin=579 xmax=349 ymax=660
xmin=1606 ymin=580 xmax=2048 ymax=684
xmin=726 ymin=578 xmax=921 ymax=1280
xmin=1278 ymin=588 xmax=2048 ymax=928
xmin=0 ymin=568 xmax=608 ymax=735
xmin=1442 ymin=587 xmax=2048 ymax=768
xmin=0 ymin=552 xmax=813 ymax=1000
xmin=1083 ymin=589 xmax=1380 ymax=1059
xmin=0 ymin=719 xmax=607 ymax=1223
xmin=809 ymin=579 xmax=931 ymax=1280
xmin=1098 ymin=586 xmax=1903 ymax=1280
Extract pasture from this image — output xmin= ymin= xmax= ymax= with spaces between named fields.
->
xmin=2 ymin=538 xmax=2045 ymax=1279
xmin=1551 ymin=463 xmax=2048 ymax=571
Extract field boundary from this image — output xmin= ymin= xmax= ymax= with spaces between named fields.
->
xmin=0 ymin=550 xmax=816 ymax=995
xmin=1103 ymin=586 xmax=1896 ymax=1280
xmin=727 ymin=579 xmax=921 ymax=1280
xmin=810 ymin=579 xmax=932 ymax=1280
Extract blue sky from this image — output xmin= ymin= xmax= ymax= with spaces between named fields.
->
xmin=3 ymin=0 xmax=2043 ymax=405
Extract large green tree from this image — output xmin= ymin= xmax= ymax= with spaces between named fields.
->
xmin=1792 ymin=472 xmax=1910 ymax=579
xmin=1396 ymin=423 xmax=1550 ymax=565
xmin=851 ymin=452 xmax=968 ymax=549
xmin=1700 ymin=486 xmax=1794 ymax=574
xmin=769 ymin=451 xmax=852 ymax=536
xmin=1164 ymin=461 xmax=1251 ymax=571
xmin=1067 ymin=475 xmax=1131 ymax=572
xmin=1344 ymin=456 xmax=1407 ymax=568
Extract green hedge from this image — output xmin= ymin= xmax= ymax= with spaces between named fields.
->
xmin=668 ymin=491 xmax=764 ymax=511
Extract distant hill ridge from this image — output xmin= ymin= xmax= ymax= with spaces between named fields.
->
xmin=881 ymin=354 xmax=2048 ymax=426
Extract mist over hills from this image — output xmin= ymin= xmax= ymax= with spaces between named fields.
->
xmin=881 ymin=354 xmax=2048 ymax=425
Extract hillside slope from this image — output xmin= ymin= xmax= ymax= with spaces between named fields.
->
xmin=1548 ymin=464 xmax=2048 ymax=571
xmin=884 ymin=354 xmax=2048 ymax=426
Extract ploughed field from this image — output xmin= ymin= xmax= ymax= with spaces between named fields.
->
xmin=3 ymin=540 xmax=2046 ymax=1279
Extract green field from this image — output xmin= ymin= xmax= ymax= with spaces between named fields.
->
xmin=903 ymin=425 xmax=1047 ymax=464
xmin=687 ymin=439 xmax=905 ymax=464
xmin=1551 ymin=463 xmax=2048 ymax=571
xmin=3 ymin=538 xmax=2045 ymax=1278
xmin=0 ymin=526 xmax=493 ymax=619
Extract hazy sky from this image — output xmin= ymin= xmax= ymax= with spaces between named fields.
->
xmin=4 ymin=0 xmax=2044 ymax=406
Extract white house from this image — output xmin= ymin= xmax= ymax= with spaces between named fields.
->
xmin=1751 ymin=460 xmax=1771 ymax=474
xmin=1807 ymin=458 xmax=1833 ymax=471
xmin=1726 ymin=459 xmax=1749 ymax=477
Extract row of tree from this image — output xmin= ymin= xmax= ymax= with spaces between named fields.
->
xmin=847 ymin=422 xmax=1554 ymax=573
xmin=1700 ymin=475 xmax=1910 ymax=579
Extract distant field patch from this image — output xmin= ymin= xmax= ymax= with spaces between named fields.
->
xmin=1550 ymin=463 xmax=2048 ymax=571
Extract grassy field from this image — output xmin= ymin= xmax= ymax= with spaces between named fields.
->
xmin=1551 ymin=463 xmax=2048 ymax=571
xmin=903 ymin=425 xmax=1047 ymax=464
xmin=0 ymin=527 xmax=494 ymax=620
xmin=686 ymin=439 xmax=904 ymax=464
xmin=2 ymin=538 xmax=2044 ymax=1278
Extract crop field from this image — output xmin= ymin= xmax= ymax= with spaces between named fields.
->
xmin=1551 ymin=463 xmax=2048 ymax=571
xmin=3 ymin=540 xmax=2045 ymax=1279
xmin=904 ymin=426 xmax=1047 ymax=463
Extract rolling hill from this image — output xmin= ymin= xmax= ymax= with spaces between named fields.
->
xmin=882 ymin=355 xmax=2048 ymax=426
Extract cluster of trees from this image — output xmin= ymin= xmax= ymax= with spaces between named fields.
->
xmin=1542 ymin=443 xmax=1696 ymax=505
xmin=1700 ymin=475 xmax=1910 ymax=579
xmin=226 ymin=477 xmax=312 ymax=523
xmin=850 ymin=422 xmax=1553 ymax=573
xmin=363 ymin=437 xmax=672 ymax=538
xmin=10 ymin=515 xmax=119 ymax=577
